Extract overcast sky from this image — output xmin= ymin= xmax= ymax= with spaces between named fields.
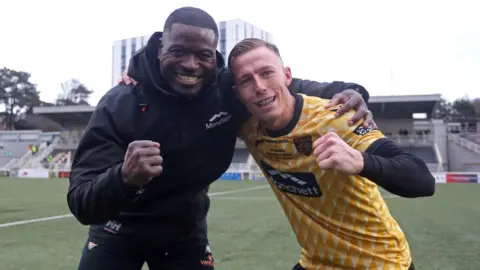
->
xmin=0 ymin=0 xmax=478 ymax=105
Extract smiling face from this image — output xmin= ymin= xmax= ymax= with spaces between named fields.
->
xmin=230 ymin=45 xmax=293 ymax=124
xmin=159 ymin=23 xmax=217 ymax=97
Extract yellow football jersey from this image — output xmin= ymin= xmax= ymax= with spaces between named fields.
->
xmin=240 ymin=94 xmax=411 ymax=269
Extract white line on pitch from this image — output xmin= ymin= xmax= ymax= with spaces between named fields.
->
xmin=0 ymin=214 xmax=73 ymax=228
xmin=0 ymin=185 xmax=269 ymax=229
xmin=208 ymin=185 xmax=269 ymax=197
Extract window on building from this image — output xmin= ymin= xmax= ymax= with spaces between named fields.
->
xmin=121 ymin=40 xmax=127 ymax=72
xmin=244 ymin=22 xmax=248 ymax=38
xmin=220 ymin=39 xmax=226 ymax=60
xmin=131 ymin=38 xmax=137 ymax=54
xmin=235 ymin=24 xmax=239 ymax=43
xmin=220 ymin=28 xmax=226 ymax=41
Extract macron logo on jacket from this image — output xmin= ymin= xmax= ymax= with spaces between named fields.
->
xmin=206 ymin=111 xmax=231 ymax=130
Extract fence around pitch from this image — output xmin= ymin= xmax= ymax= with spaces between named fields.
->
xmin=0 ymin=169 xmax=479 ymax=184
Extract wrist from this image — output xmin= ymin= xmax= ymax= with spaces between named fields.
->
xmin=359 ymin=152 xmax=373 ymax=177
xmin=354 ymin=150 xmax=365 ymax=174
xmin=120 ymin=164 xmax=141 ymax=188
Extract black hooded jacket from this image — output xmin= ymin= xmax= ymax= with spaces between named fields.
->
xmin=67 ymin=32 xmax=369 ymax=242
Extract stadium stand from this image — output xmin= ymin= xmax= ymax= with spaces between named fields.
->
xmin=0 ymin=130 xmax=61 ymax=172
xmin=465 ymin=133 xmax=480 ymax=144
xmin=403 ymin=145 xmax=437 ymax=163
xmin=232 ymin=148 xmax=249 ymax=163
xmin=4 ymin=93 xmax=471 ymax=178
xmin=365 ymin=94 xmax=445 ymax=172
xmin=447 ymin=124 xmax=480 ymax=172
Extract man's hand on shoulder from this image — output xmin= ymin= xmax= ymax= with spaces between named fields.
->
xmin=118 ymin=70 xmax=138 ymax=86
xmin=121 ymin=140 xmax=163 ymax=187
xmin=312 ymin=132 xmax=364 ymax=175
xmin=325 ymin=89 xmax=376 ymax=128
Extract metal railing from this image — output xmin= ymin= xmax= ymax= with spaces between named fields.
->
xmin=433 ymin=142 xmax=445 ymax=172
xmin=22 ymin=137 xmax=60 ymax=169
xmin=448 ymin=133 xmax=480 ymax=154
xmin=387 ymin=134 xmax=435 ymax=146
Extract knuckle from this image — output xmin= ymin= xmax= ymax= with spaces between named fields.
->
xmin=356 ymin=108 xmax=366 ymax=115
xmin=132 ymin=149 xmax=143 ymax=159
xmin=128 ymin=142 xmax=135 ymax=149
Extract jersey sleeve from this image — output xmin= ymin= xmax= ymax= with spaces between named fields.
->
xmin=319 ymin=107 xmax=385 ymax=152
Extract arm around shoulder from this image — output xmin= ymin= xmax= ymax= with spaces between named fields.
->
xmin=289 ymin=79 xmax=370 ymax=102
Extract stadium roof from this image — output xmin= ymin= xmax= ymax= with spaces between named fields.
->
xmin=368 ymin=94 xmax=442 ymax=119
xmin=32 ymin=105 xmax=94 ymax=127
xmin=33 ymin=105 xmax=95 ymax=114
xmin=32 ymin=93 xmax=443 ymax=125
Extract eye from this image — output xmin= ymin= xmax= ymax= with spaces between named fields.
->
xmin=199 ymin=52 xmax=214 ymax=61
xmin=262 ymin=70 xmax=274 ymax=77
xmin=239 ymin=78 xmax=251 ymax=86
xmin=171 ymin=50 xmax=185 ymax=57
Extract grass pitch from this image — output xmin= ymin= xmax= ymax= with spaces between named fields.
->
xmin=0 ymin=178 xmax=479 ymax=270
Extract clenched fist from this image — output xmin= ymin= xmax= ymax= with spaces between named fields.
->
xmin=312 ymin=132 xmax=364 ymax=175
xmin=121 ymin=140 xmax=163 ymax=187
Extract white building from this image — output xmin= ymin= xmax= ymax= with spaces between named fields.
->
xmin=111 ymin=19 xmax=274 ymax=86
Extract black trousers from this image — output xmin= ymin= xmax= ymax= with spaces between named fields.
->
xmin=77 ymin=227 xmax=214 ymax=270
xmin=292 ymin=261 xmax=415 ymax=269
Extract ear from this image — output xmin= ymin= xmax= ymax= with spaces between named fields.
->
xmin=284 ymin=66 xmax=293 ymax=86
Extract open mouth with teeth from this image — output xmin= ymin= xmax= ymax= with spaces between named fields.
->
xmin=176 ymin=75 xmax=200 ymax=85
xmin=254 ymin=96 xmax=276 ymax=107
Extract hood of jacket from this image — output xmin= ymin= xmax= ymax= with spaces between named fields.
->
xmin=127 ymin=32 xmax=226 ymax=100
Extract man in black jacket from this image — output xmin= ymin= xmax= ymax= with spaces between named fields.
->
xmin=68 ymin=7 xmax=374 ymax=270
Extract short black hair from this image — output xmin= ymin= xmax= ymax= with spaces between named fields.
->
xmin=163 ymin=7 xmax=218 ymax=40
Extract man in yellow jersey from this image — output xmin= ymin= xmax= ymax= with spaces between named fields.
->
xmin=227 ymin=38 xmax=435 ymax=270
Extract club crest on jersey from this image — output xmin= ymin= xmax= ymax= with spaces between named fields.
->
xmin=353 ymin=124 xmax=376 ymax=136
xmin=293 ymin=135 xmax=313 ymax=156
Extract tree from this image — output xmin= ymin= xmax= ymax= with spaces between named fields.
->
xmin=473 ymin=98 xmax=480 ymax=117
xmin=433 ymin=98 xmax=454 ymax=119
xmin=0 ymin=67 xmax=41 ymax=129
xmin=451 ymin=98 xmax=476 ymax=119
xmin=433 ymin=97 xmax=479 ymax=122
xmin=55 ymin=79 xmax=93 ymax=106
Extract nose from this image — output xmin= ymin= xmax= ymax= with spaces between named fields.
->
xmin=181 ymin=55 xmax=200 ymax=71
xmin=252 ymin=76 xmax=267 ymax=94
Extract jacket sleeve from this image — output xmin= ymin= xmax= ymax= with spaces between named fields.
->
xmin=67 ymin=92 xmax=138 ymax=225
xmin=288 ymin=79 xmax=370 ymax=102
